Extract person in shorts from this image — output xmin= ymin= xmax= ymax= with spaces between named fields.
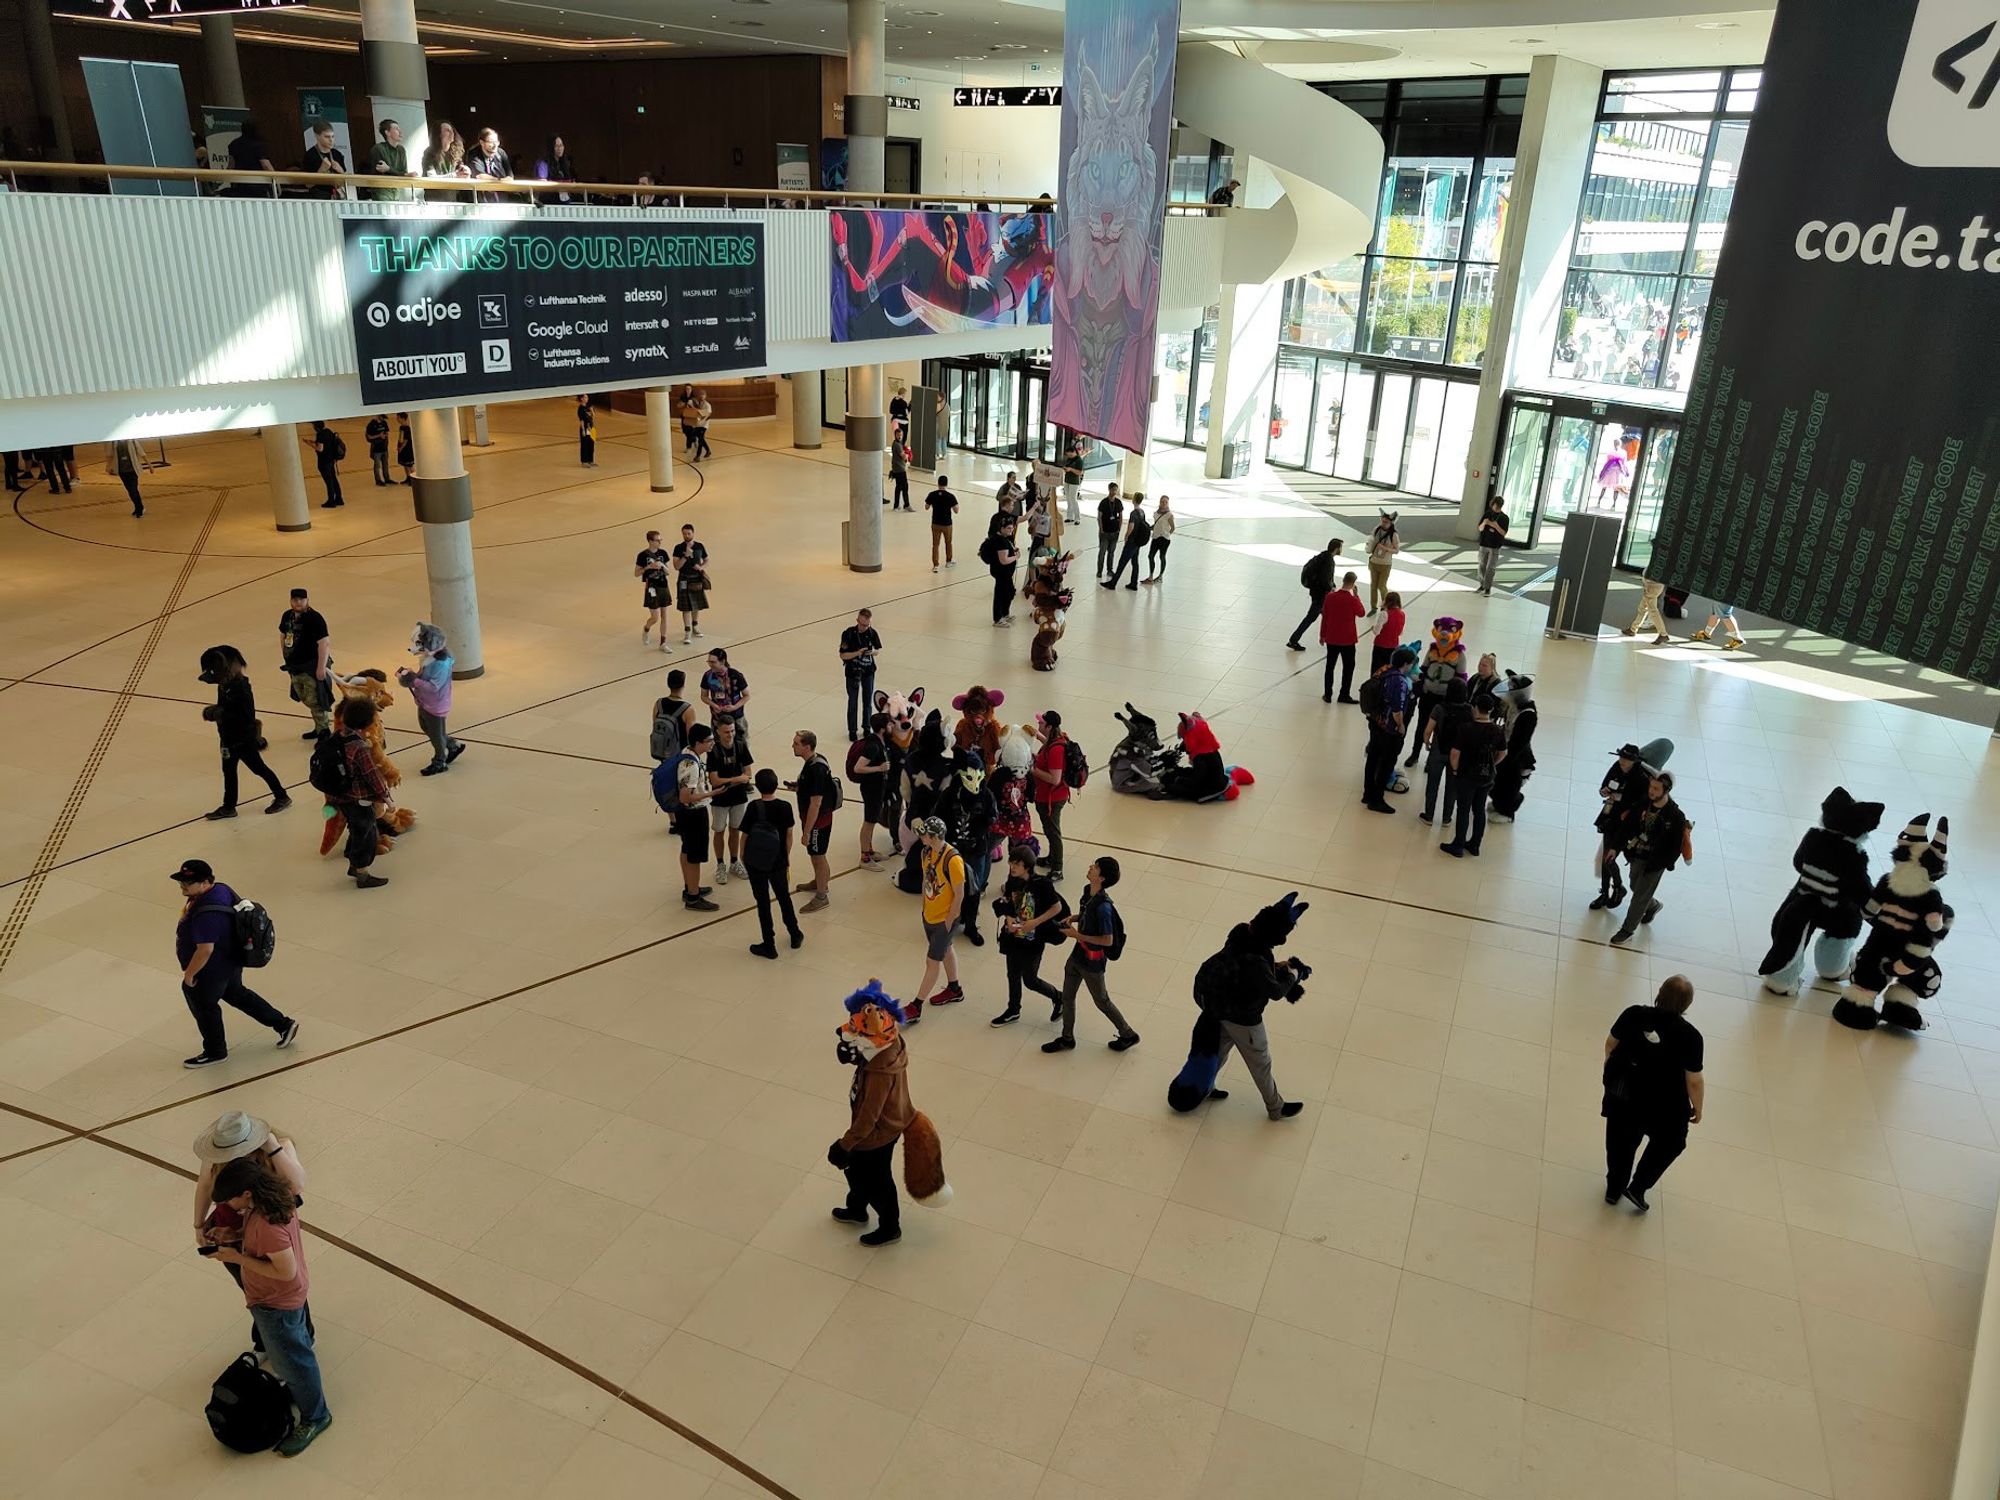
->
xmin=789 ymin=729 xmax=837 ymax=912
xmin=675 ymin=724 xmax=719 ymax=911
xmin=706 ymin=715 xmax=755 ymax=883
xmin=848 ymin=712 xmax=893 ymax=867
xmin=636 ymin=529 xmax=673 ymax=649
xmin=913 ymin=817 xmax=965 ymax=1015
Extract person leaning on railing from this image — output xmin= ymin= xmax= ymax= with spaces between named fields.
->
xmin=364 ymin=119 xmax=418 ymax=203
xmin=421 ymin=121 xmax=469 ymax=182
xmin=223 ymin=122 xmax=275 ymax=198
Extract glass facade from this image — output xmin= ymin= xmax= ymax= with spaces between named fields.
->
xmin=1553 ymin=68 xmax=1759 ymax=392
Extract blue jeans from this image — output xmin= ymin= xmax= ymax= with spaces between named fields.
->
xmin=845 ymin=670 xmax=876 ymax=740
xmin=250 ymin=1304 xmax=330 ymax=1426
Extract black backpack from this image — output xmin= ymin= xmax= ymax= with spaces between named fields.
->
xmin=1105 ymin=901 xmax=1127 ymax=961
xmin=325 ymin=431 xmax=346 ymax=462
xmin=977 ymin=534 xmax=1001 ymax=566
xmin=205 ymin=1353 xmax=293 ymax=1453
xmin=1060 ymin=737 xmax=1090 ymax=789
xmin=196 ymin=897 xmax=277 ymax=969
xmin=307 ymin=734 xmax=354 ymax=799
xmin=650 ymin=697 xmax=687 ymax=762
xmin=1356 ymin=673 xmax=1386 ymax=721
xmin=742 ymin=802 xmax=785 ymax=873
xmin=813 ymin=754 xmax=845 ymax=813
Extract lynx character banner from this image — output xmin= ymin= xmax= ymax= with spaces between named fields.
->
xmin=1047 ymin=0 xmax=1181 ymax=454
xmin=1651 ymin=0 xmax=2000 ymax=684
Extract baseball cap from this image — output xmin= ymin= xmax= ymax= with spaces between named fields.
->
xmin=169 ymin=859 xmax=215 ymax=884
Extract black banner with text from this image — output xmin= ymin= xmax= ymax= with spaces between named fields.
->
xmin=1652 ymin=0 xmax=2000 ymax=684
xmin=342 ymin=218 xmax=765 ymax=406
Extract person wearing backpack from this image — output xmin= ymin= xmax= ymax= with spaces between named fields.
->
xmin=788 ymin=729 xmax=838 ymax=912
xmin=1359 ymin=645 xmax=1414 ymax=814
xmin=1027 ymin=709 xmax=1076 ymax=881
xmin=1041 ymin=856 xmax=1139 ymax=1054
xmin=317 ymin=696 xmax=393 ymax=888
xmin=983 ymin=518 xmax=1020 ymax=625
xmin=172 ymin=859 xmax=300 ymax=1069
xmin=740 ymin=769 xmax=804 ymax=957
xmin=1285 ymin=537 xmax=1343 ymax=650
xmin=674 ymin=724 xmax=721 ymax=911
xmin=306 ymin=421 xmax=344 ymax=509
xmin=1438 ymin=689 xmax=1505 ymax=857
xmin=1319 ymin=571 xmax=1365 ymax=704
xmin=849 ymin=713 xmax=892 ymax=867
xmin=912 ymin=816 xmax=967 ymax=1013
xmin=1602 ymin=974 xmax=1703 ymax=1210
xmin=651 ymin=668 xmax=696 ymax=764
xmin=989 ymin=842 xmax=1068 ymax=1026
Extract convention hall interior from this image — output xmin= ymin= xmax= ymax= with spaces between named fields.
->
xmin=2 ymin=0 xmax=1998 ymax=1496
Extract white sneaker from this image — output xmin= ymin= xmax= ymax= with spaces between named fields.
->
xmin=642 ymin=628 xmax=652 ymax=645
xmin=715 ymin=864 xmax=729 ymax=886
xmin=730 ymin=860 xmax=747 ymax=878
xmin=932 ymin=565 xmax=939 ymax=574
xmin=692 ymin=625 xmax=703 ymax=639
xmin=682 ymin=631 xmax=693 ymax=645
xmin=946 ymin=560 xmax=957 ymax=568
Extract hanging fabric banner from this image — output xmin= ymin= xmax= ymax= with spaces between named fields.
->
xmin=1652 ymin=0 xmax=2000 ymax=684
xmin=1047 ymin=0 xmax=1181 ymax=454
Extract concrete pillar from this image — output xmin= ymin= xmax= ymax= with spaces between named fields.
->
xmin=643 ymin=388 xmax=677 ymax=492
xmin=360 ymin=0 xmax=430 ymax=167
xmin=791 ymin=372 xmax=824 ymax=449
xmin=262 ymin=424 xmax=313 ymax=533
xmin=22 ymin=0 xmax=74 ymax=164
xmin=200 ymin=16 xmax=246 ymax=109
xmin=844 ymin=0 xmax=887 ymax=573
xmin=1121 ymin=450 xmax=1150 ymax=491
xmin=1202 ymin=277 xmax=1286 ymax=479
xmin=410 ymin=407 xmax=484 ymax=678
xmin=1457 ymin=54 xmax=1603 ymax=537
xmin=458 ymin=404 xmax=489 ymax=446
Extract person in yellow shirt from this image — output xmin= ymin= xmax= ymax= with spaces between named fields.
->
xmin=913 ymin=817 xmax=966 ymax=1017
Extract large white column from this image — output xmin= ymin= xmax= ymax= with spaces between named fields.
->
xmin=262 ymin=424 xmax=312 ymax=533
xmin=201 ymin=17 xmax=246 ymax=109
xmin=360 ymin=0 xmax=430 ymax=167
xmin=842 ymin=0 xmax=888 ymax=572
xmin=791 ymin=372 xmax=824 ymax=449
xmin=410 ymin=407 xmax=484 ymax=678
xmin=643 ymin=388 xmax=677 ymax=492
xmin=1456 ymin=54 xmax=1603 ymax=536
xmin=1121 ymin=450 xmax=1150 ymax=491
xmin=1202 ymin=278 xmax=1286 ymax=480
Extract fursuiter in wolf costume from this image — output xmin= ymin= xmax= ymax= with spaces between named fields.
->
xmin=872 ymin=684 xmax=925 ymax=851
xmin=1168 ymin=892 xmax=1312 ymax=1118
xmin=1758 ymin=786 xmax=1884 ymax=996
xmin=1832 ymin=814 xmax=1952 ymax=1032
xmin=1486 ymin=670 xmax=1537 ymax=822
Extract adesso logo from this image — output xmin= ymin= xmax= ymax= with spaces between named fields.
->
xmin=364 ymin=297 xmax=464 ymax=329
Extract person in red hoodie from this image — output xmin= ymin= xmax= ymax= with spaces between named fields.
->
xmin=1319 ymin=572 xmax=1365 ymax=703
xmin=1370 ymin=591 xmax=1406 ymax=678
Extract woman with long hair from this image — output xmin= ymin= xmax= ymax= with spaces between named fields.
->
xmin=422 ymin=120 xmax=467 ymax=178
xmin=210 ymin=1156 xmax=333 ymax=1454
xmin=194 ymin=1111 xmax=309 ymax=1355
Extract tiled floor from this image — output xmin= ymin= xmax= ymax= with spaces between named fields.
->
xmin=0 ymin=400 xmax=1993 ymax=1498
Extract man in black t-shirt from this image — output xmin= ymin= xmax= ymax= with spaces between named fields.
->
xmin=788 ymin=730 xmax=838 ymax=912
xmin=278 ymin=588 xmax=332 ymax=737
xmin=1095 ymin=484 xmax=1124 ymax=579
xmin=926 ymin=478 xmax=959 ymax=571
xmin=364 ymin=415 xmax=391 ymax=485
xmin=635 ymin=530 xmax=673 ymax=648
xmin=1602 ymin=975 xmax=1704 ymax=1210
xmin=1475 ymin=497 xmax=1510 ymax=595
xmin=1440 ymin=694 xmax=1507 ymax=858
xmin=706 ymin=716 xmax=756 ymax=884
xmin=300 ymin=123 xmax=346 ymax=200
xmin=740 ymin=769 xmax=803 ymax=957
xmin=837 ymin=608 xmax=883 ymax=741
xmin=1101 ymin=494 xmax=1151 ymax=590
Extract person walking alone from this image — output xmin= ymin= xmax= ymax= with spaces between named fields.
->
xmin=1319 ymin=571 xmax=1364 ymax=704
xmin=740 ymin=769 xmax=804 ymax=958
xmin=1286 ymin=538 xmax=1343 ymax=650
xmin=278 ymin=588 xmax=332 ymax=740
xmin=1623 ymin=575 xmax=1672 ymax=644
xmin=199 ymin=647 xmax=291 ymax=820
xmin=172 ymin=859 xmax=300 ymax=1068
xmin=1041 ymin=857 xmax=1139 ymax=1055
xmin=1601 ymin=975 xmax=1703 ymax=1211
xmin=306 ymin=422 xmax=345 ymax=508
xmin=1474 ymin=496 xmax=1509 ymax=595
xmin=827 ymin=983 xmax=917 ymax=1246
xmin=1609 ymin=771 xmax=1690 ymax=944
xmin=577 ymin=396 xmax=597 ymax=467
xmin=1365 ymin=510 xmax=1399 ymax=614
xmin=397 ymin=622 xmax=465 ymax=776
xmin=114 ymin=439 xmax=145 ymax=517
xmin=839 ymin=609 xmax=883 ymax=740
xmin=684 ymin=389 xmax=714 ymax=460
xmin=1142 ymin=495 xmax=1175 ymax=583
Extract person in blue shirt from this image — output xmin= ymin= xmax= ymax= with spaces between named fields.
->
xmin=172 ymin=859 xmax=299 ymax=1068
xmin=1361 ymin=647 xmax=1415 ymax=813
xmin=1041 ymin=857 xmax=1139 ymax=1054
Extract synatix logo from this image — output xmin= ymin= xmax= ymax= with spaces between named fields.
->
xmin=1890 ymin=0 xmax=2000 ymax=164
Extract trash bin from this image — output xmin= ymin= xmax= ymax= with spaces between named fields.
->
xmin=1220 ymin=442 xmax=1251 ymax=478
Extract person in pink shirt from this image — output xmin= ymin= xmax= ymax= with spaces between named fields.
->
xmin=209 ymin=1156 xmax=332 ymax=1454
xmin=1370 ymin=591 xmax=1406 ymax=678
xmin=1319 ymin=572 xmax=1365 ymax=703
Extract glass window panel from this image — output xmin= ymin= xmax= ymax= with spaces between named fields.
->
xmin=1688 ymin=120 xmax=1746 ymax=274
xmin=1026 ymin=376 xmax=1045 ymax=460
xmin=1284 ymin=256 xmax=1363 ymax=351
xmin=1622 ymin=427 xmax=1676 ymax=570
xmin=1369 ymin=373 xmax=1412 ymax=485
xmin=1539 ymin=415 xmax=1600 ymax=530
xmin=1725 ymin=69 xmax=1761 ymax=113
xmin=1603 ymin=71 xmax=1723 ymax=114
xmin=1376 ymin=159 xmax=1474 ymax=259
xmin=1434 ymin=379 xmax=1479 ymax=501
xmin=1192 ymin=349 xmax=1217 ymax=447
xmin=1268 ymin=350 xmax=1315 ymax=466
xmin=1334 ymin=367 xmax=1374 ymax=479
xmin=1664 ymin=278 xmax=1711 ymax=392
xmin=1450 ymin=263 xmax=1498 ymax=367
xmin=1497 ymin=405 xmax=1550 ymax=526
xmin=1553 ymin=270 xmax=1679 ymax=386
xmin=1466 ymin=160 xmax=1513 ymax=263
xmin=1585 ymin=424 xmax=1642 ymax=513
xmin=1365 ymin=258 xmax=1456 ymax=360
xmin=1575 ymin=119 xmax=1711 ymax=274
xmin=1403 ymin=378 xmax=1447 ymax=496
xmin=1308 ymin=359 xmax=1346 ymax=474
xmin=1154 ymin=330 xmax=1193 ymax=443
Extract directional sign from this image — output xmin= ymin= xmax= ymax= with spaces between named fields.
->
xmin=953 ymin=86 xmax=1063 ymax=107
xmin=53 ymin=0 xmax=305 ymax=19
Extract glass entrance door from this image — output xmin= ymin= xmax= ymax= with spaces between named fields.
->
xmin=1491 ymin=392 xmax=1679 ymax=562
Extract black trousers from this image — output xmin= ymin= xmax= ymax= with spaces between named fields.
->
xmin=845 ymin=670 xmax=876 ymax=741
xmin=1108 ymin=540 xmax=1144 ymax=586
xmin=693 ymin=428 xmax=712 ymax=460
xmin=1604 ymin=1110 xmax=1688 ymax=1196
xmin=342 ymin=801 xmax=380 ymax=872
xmin=1289 ymin=589 xmax=1328 ymax=645
xmin=843 ymin=1140 xmax=899 ymax=1230
xmin=1363 ymin=725 xmax=1401 ymax=805
xmin=747 ymin=865 xmax=801 ymax=945
xmin=1449 ymin=773 xmax=1489 ymax=851
xmin=221 ymin=742 xmax=287 ymax=808
xmin=2 ymin=451 xmax=19 ymax=489
xmin=1323 ymin=644 xmax=1355 ymax=699
xmin=120 ymin=471 xmax=143 ymax=514
xmin=892 ymin=472 xmax=910 ymax=508
xmin=317 ymin=464 xmax=342 ymax=505
xmin=183 ymin=970 xmax=292 ymax=1058
xmin=1097 ymin=527 xmax=1121 ymax=577
xmin=580 ymin=433 xmax=595 ymax=465
xmin=1147 ymin=537 xmax=1170 ymax=577
xmin=43 ymin=451 xmax=72 ymax=492
xmin=1004 ymin=944 xmax=1064 ymax=1014
xmin=992 ymin=565 xmax=1017 ymax=621
xmin=1406 ymin=696 xmax=1439 ymax=764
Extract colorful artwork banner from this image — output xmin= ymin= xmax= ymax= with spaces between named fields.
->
xmin=1047 ymin=0 xmax=1181 ymax=453
xmin=830 ymin=209 xmax=1054 ymax=341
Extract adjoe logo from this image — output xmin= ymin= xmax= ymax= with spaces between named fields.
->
xmin=366 ymin=302 xmax=390 ymax=329
xmin=1890 ymin=0 xmax=2000 ymax=165
xmin=366 ymin=296 xmax=464 ymax=329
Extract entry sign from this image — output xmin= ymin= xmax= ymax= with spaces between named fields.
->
xmin=342 ymin=218 xmax=767 ymax=406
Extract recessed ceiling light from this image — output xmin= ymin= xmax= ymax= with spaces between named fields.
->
xmin=909 ymin=8 xmax=941 ymax=13
xmin=1694 ymin=19 xmax=1739 ymax=27
xmin=1510 ymin=37 xmax=1545 ymax=44
xmin=730 ymin=19 xmax=764 ymax=26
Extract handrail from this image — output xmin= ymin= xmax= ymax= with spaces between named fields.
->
xmin=0 ymin=158 xmax=1103 ymax=210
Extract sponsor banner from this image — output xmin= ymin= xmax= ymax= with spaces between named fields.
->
xmin=342 ymin=218 xmax=767 ymax=405
xmin=1048 ymin=0 xmax=1181 ymax=453
xmin=776 ymin=143 xmax=811 ymax=195
xmin=1652 ymin=0 xmax=2000 ymax=684
xmin=830 ymin=208 xmax=1053 ymax=341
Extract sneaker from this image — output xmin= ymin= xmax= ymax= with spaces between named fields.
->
xmin=1336 ymin=694 xmax=1357 ymax=704
xmin=715 ymin=865 xmax=729 ymax=886
xmin=1286 ymin=640 xmax=1306 ymax=651
xmin=183 ymin=1051 xmax=227 ymax=1068
xmin=789 ymin=930 xmax=805 ymax=949
xmin=802 ymin=892 xmax=830 ymax=913
xmin=275 ymin=1020 xmax=301 ymax=1049
xmin=205 ymin=806 xmax=238 ymax=821
xmin=300 ymin=729 xmax=321 ymax=741
xmin=447 ymin=742 xmax=466 ymax=763
xmin=1125 ymin=584 xmax=1138 ymax=591
xmin=695 ymin=886 xmax=712 ymax=896
xmin=1439 ymin=843 xmax=1465 ymax=858
xmin=1605 ymin=1186 xmax=1622 ymax=1205
xmin=1608 ymin=928 xmax=1635 ymax=946
xmin=963 ymin=926 xmax=984 ymax=947
xmin=683 ymin=894 xmax=719 ymax=911
xmin=1099 ymin=580 xmax=1115 ymax=590
xmin=990 ymin=1008 xmax=1021 ymax=1027
xmin=1622 ymin=1188 xmax=1650 ymax=1213
xmin=1364 ymin=801 xmax=1395 ymax=814
xmin=831 ymin=1205 xmax=869 ymax=1224
xmin=353 ymin=872 xmax=389 ymax=889
xmin=794 ymin=880 xmax=820 ymax=893
xmin=1587 ymin=894 xmax=1612 ymax=911
xmin=692 ymin=626 xmax=703 ymax=639
xmin=1273 ymin=1101 xmax=1305 ymax=1120
xmin=643 ymin=628 xmax=653 ymax=645
xmin=419 ymin=763 xmax=448 ymax=776
xmin=859 ymin=1225 xmax=902 ymax=1246
xmin=1488 ymin=811 xmax=1513 ymax=823
xmin=1640 ymin=899 xmax=1663 ymax=925
xmin=682 ymin=632 xmax=693 ymax=645
xmin=1418 ymin=813 xmax=1434 ymax=825
xmin=749 ymin=941 xmax=778 ymax=959
xmin=946 ymin=560 xmax=956 ymax=569
xmin=1108 ymin=1032 xmax=1140 ymax=1052
xmin=265 ymin=796 xmax=292 ymax=814
xmin=932 ymin=565 xmax=939 ymax=573
xmin=929 ymin=982 xmax=964 ymax=1007
xmin=278 ymin=1413 xmax=333 ymax=1456
xmin=1040 ymin=1036 xmax=1076 ymax=1053
xmin=730 ymin=860 xmax=747 ymax=878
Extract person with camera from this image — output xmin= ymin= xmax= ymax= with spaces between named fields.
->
xmin=1192 ymin=893 xmax=1311 ymax=1120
